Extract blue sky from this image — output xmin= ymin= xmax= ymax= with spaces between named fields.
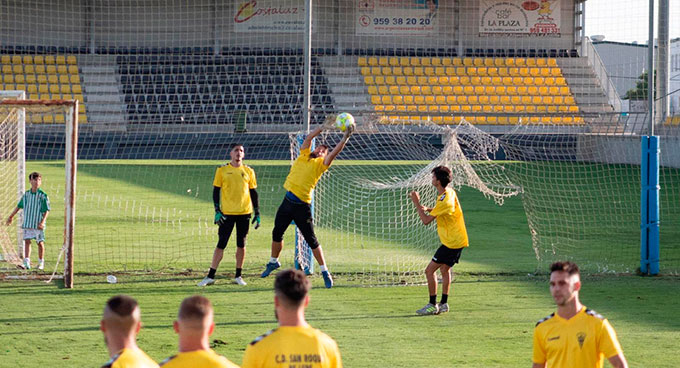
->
xmin=585 ymin=0 xmax=679 ymax=43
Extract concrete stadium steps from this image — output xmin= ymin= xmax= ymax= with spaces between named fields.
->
xmin=78 ymin=55 xmax=126 ymax=125
xmin=318 ymin=55 xmax=371 ymax=124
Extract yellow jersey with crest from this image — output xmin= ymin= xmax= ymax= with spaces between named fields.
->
xmin=533 ymin=307 xmax=623 ymax=368
xmin=160 ymin=349 xmax=239 ymax=368
xmin=283 ymin=148 xmax=330 ymax=204
xmin=429 ymin=187 xmax=468 ymax=249
xmin=213 ymin=163 xmax=257 ymax=215
xmin=102 ymin=348 xmax=159 ymax=368
xmin=241 ymin=326 xmax=342 ymax=368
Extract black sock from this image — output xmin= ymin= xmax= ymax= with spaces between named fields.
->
xmin=235 ymin=268 xmax=242 ymax=278
xmin=440 ymin=294 xmax=448 ymax=304
xmin=208 ymin=268 xmax=216 ymax=279
xmin=429 ymin=295 xmax=437 ymax=305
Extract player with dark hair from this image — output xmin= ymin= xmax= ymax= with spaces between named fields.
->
xmin=5 ymin=171 xmax=50 ymax=270
xmin=260 ymin=120 xmax=354 ymax=288
xmin=409 ymin=165 xmax=468 ymax=315
xmin=160 ymin=296 xmax=238 ymax=368
xmin=199 ymin=143 xmax=259 ymax=287
xmin=242 ymin=269 xmax=343 ymax=368
xmin=100 ymin=295 xmax=159 ymax=368
xmin=532 ymin=261 xmax=628 ymax=368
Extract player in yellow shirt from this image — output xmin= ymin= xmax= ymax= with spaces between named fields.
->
xmin=409 ymin=166 xmax=468 ymax=315
xmin=260 ymin=120 xmax=354 ymax=288
xmin=198 ymin=143 xmax=259 ymax=287
xmin=100 ymin=295 xmax=159 ymax=368
xmin=160 ymin=296 xmax=239 ymax=368
xmin=242 ymin=269 xmax=343 ymax=368
xmin=532 ymin=261 xmax=628 ymax=368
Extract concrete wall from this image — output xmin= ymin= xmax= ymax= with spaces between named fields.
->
xmin=0 ymin=0 xmax=577 ymax=51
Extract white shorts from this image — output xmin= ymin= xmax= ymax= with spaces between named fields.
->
xmin=23 ymin=229 xmax=45 ymax=243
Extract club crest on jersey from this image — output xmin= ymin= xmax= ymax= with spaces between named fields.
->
xmin=439 ymin=193 xmax=446 ymax=201
xmin=577 ymin=332 xmax=586 ymax=348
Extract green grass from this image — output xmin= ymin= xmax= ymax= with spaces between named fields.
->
xmin=1 ymin=159 xmax=679 ymax=367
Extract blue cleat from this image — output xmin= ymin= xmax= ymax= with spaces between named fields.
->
xmin=321 ymin=270 xmax=333 ymax=288
xmin=260 ymin=261 xmax=281 ymax=278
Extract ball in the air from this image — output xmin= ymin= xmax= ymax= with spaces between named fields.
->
xmin=335 ymin=113 xmax=355 ymax=132
xmin=106 ymin=275 xmax=117 ymax=284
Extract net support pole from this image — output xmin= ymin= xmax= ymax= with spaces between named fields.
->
xmin=293 ymin=134 xmax=314 ymax=275
xmin=640 ymin=136 xmax=660 ymax=275
xmin=64 ymin=101 xmax=79 ymax=288
xmin=17 ymin=93 xmax=26 ymax=258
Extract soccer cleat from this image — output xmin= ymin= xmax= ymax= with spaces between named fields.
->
xmin=437 ymin=303 xmax=449 ymax=314
xmin=260 ymin=261 xmax=281 ymax=278
xmin=233 ymin=276 xmax=247 ymax=286
xmin=23 ymin=259 xmax=31 ymax=270
xmin=416 ymin=303 xmax=439 ymax=315
xmin=197 ymin=277 xmax=215 ymax=287
xmin=321 ymin=270 xmax=333 ymax=288
xmin=38 ymin=260 xmax=45 ymax=271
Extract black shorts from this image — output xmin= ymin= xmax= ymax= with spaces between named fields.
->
xmin=216 ymin=214 xmax=251 ymax=249
xmin=432 ymin=245 xmax=463 ymax=267
xmin=271 ymin=196 xmax=320 ymax=249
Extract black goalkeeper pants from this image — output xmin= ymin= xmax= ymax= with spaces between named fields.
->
xmin=216 ymin=214 xmax=250 ymax=249
xmin=272 ymin=196 xmax=320 ymax=249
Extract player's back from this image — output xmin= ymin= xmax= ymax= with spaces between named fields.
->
xmin=160 ymin=349 xmax=239 ymax=368
xmin=102 ymin=348 xmax=159 ymax=368
xmin=242 ymin=326 xmax=342 ymax=368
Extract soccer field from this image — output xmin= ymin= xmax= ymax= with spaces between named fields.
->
xmin=1 ymin=159 xmax=679 ymax=367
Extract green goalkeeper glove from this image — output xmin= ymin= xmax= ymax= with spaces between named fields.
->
xmin=214 ymin=211 xmax=224 ymax=226
xmin=252 ymin=209 xmax=261 ymax=229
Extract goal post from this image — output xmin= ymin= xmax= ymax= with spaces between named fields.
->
xmin=0 ymin=96 xmax=78 ymax=288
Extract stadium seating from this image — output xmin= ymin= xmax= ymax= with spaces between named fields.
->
xmin=0 ymin=54 xmax=86 ymax=123
xmin=360 ymin=57 xmax=583 ymax=125
xmin=118 ymin=53 xmax=333 ymax=124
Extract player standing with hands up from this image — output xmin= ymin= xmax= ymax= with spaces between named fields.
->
xmin=198 ymin=143 xmax=259 ymax=287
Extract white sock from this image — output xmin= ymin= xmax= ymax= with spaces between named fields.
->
xmin=39 ymin=259 xmax=44 ymax=264
xmin=269 ymin=257 xmax=279 ymax=264
xmin=320 ymin=265 xmax=328 ymax=272
xmin=24 ymin=257 xmax=30 ymax=263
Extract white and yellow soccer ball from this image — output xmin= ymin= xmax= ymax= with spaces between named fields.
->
xmin=335 ymin=112 xmax=355 ymax=132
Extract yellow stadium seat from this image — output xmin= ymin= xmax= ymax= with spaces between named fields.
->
xmin=398 ymin=85 xmax=410 ymax=95
xmin=410 ymin=57 xmax=421 ymax=67
xmin=532 ymin=96 xmax=542 ymax=104
xmin=525 ymin=105 xmax=536 ymax=113
xmin=371 ymin=95 xmax=381 ymax=105
xmin=460 ymin=58 xmax=471 ymax=67
xmin=378 ymin=57 xmax=389 ymax=66
xmin=447 ymin=76 xmax=458 ymax=84
xmin=11 ymin=55 xmax=22 ymax=64
xmin=421 ymin=58 xmax=431 ymax=66
xmin=15 ymin=74 xmax=26 ymax=84
xmin=435 ymin=95 xmax=446 ymax=104
xmin=35 ymin=75 xmax=47 ymax=84
xmin=399 ymin=57 xmax=410 ymax=66
xmin=556 ymin=77 xmax=566 ymax=86
xmin=439 ymin=76 xmax=449 ymax=84
xmin=497 ymin=67 xmax=509 ymax=77
xmin=413 ymin=67 xmax=424 ymax=76
xmin=44 ymin=55 xmax=55 ymax=65
xmin=441 ymin=58 xmax=452 ymax=66
xmin=368 ymin=57 xmax=378 ymax=66
xmin=452 ymin=85 xmax=463 ymax=95
xmin=548 ymin=86 xmax=559 ymax=95
xmin=48 ymin=75 xmax=59 ymax=84
xmin=431 ymin=58 xmax=442 ymax=66
xmin=421 ymin=86 xmax=432 ymax=95
xmin=403 ymin=67 xmax=413 ymax=76
xmin=38 ymin=85 xmax=48 ymax=94
xmin=43 ymin=115 xmax=54 ymax=124
xmin=393 ymin=95 xmax=404 ymax=105
xmin=427 ymin=76 xmax=438 ymax=84
xmin=388 ymin=57 xmax=399 ymax=67
xmin=411 ymin=86 xmax=421 ymax=95
xmin=565 ymin=96 xmax=575 ymax=105
xmin=367 ymin=86 xmax=378 ymax=95
xmin=361 ymin=67 xmax=371 ymax=76
xmin=66 ymin=55 xmax=77 ymax=65
xmin=425 ymin=96 xmax=436 ymax=105
xmin=435 ymin=67 xmax=445 ymax=76
xmin=22 ymin=55 xmax=33 ymax=64
xmin=539 ymin=68 xmax=550 ymax=77
xmin=473 ymin=86 xmax=484 ymax=95
xmin=495 ymin=86 xmax=506 ymax=95
xmin=55 ymin=114 xmax=65 ymax=124
xmin=414 ymin=95 xmax=425 ymax=105
xmin=381 ymin=95 xmax=392 ymax=104
xmin=385 ymin=76 xmax=396 ymax=84
xmin=538 ymin=86 xmax=548 ymax=95
xmin=34 ymin=65 xmax=46 ymax=74
xmin=56 ymin=55 xmax=66 ymax=65
xmin=444 ymin=67 xmax=455 ymax=76
xmin=364 ymin=76 xmax=375 ymax=85
xmin=521 ymin=68 xmax=532 ymax=77
xmin=526 ymin=58 xmax=537 ymax=66
xmin=417 ymin=105 xmax=428 ymax=113
xmin=389 ymin=85 xmax=399 ymax=95
xmin=432 ymin=86 xmax=443 ymax=95
xmin=80 ymin=115 xmax=87 ymax=123
xmin=58 ymin=75 xmax=70 ymax=84
xmin=358 ymin=57 xmax=368 ymax=66
xmin=451 ymin=58 xmax=462 ymax=66
xmin=551 ymin=68 xmax=562 ymax=77
xmin=510 ymin=76 xmax=522 ymax=85
xmin=372 ymin=67 xmax=384 ymax=75
xmin=11 ymin=64 xmax=22 ymax=73
xmin=0 ymin=55 xmax=11 ymax=64
xmin=404 ymin=95 xmax=414 ymax=105
xmin=375 ymin=76 xmax=385 ymax=84
xmin=469 ymin=76 xmax=480 ymax=85
xmin=406 ymin=76 xmax=417 ymax=85
xmin=74 ymin=94 xmax=84 ymax=103
xmin=467 ymin=67 xmax=478 ymax=76
xmin=537 ymin=58 xmax=547 ymax=67
xmin=528 ymin=86 xmax=538 ymax=95
xmin=391 ymin=67 xmax=402 ymax=76
xmin=463 ymin=86 xmax=475 ymax=95
xmin=49 ymin=85 xmax=60 ymax=94
xmin=2 ymin=74 xmax=14 ymax=83
xmin=378 ymin=85 xmax=389 ymax=95
xmin=395 ymin=76 xmax=406 ymax=85
xmin=548 ymin=58 xmax=558 ymax=67
xmin=46 ymin=65 xmax=57 ymax=74
xmin=472 ymin=58 xmax=483 ymax=66
xmin=483 ymin=86 xmax=495 ymax=95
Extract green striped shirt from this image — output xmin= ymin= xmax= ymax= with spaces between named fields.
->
xmin=17 ymin=189 xmax=50 ymax=229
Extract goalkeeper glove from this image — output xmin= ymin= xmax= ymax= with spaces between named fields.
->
xmin=252 ymin=209 xmax=261 ymax=229
xmin=321 ymin=114 xmax=337 ymax=131
xmin=214 ymin=211 xmax=224 ymax=226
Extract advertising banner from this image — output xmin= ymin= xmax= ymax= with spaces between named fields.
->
xmin=233 ymin=0 xmax=305 ymax=33
xmin=356 ymin=0 xmax=439 ymax=36
xmin=479 ymin=0 xmax=561 ymax=37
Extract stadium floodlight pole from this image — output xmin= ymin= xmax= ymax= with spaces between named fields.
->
xmin=303 ymin=0 xmax=312 ymax=133
xmin=640 ymin=0 xmax=660 ymax=276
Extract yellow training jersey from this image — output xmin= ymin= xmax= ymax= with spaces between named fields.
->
xmin=429 ymin=187 xmax=468 ymax=249
xmin=242 ymin=326 xmax=342 ymax=368
xmin=213 ymin=163 xmax=257 ymax=215
xmin=102 ymin=348 xmax=159 ymax=368
xmin=282 ymin=148 xmax=330 ymax=204
xmin=160 ymin=349 xmax=239 ymax=368
xmin=532 ymin=307 xmax=623 ymax=368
